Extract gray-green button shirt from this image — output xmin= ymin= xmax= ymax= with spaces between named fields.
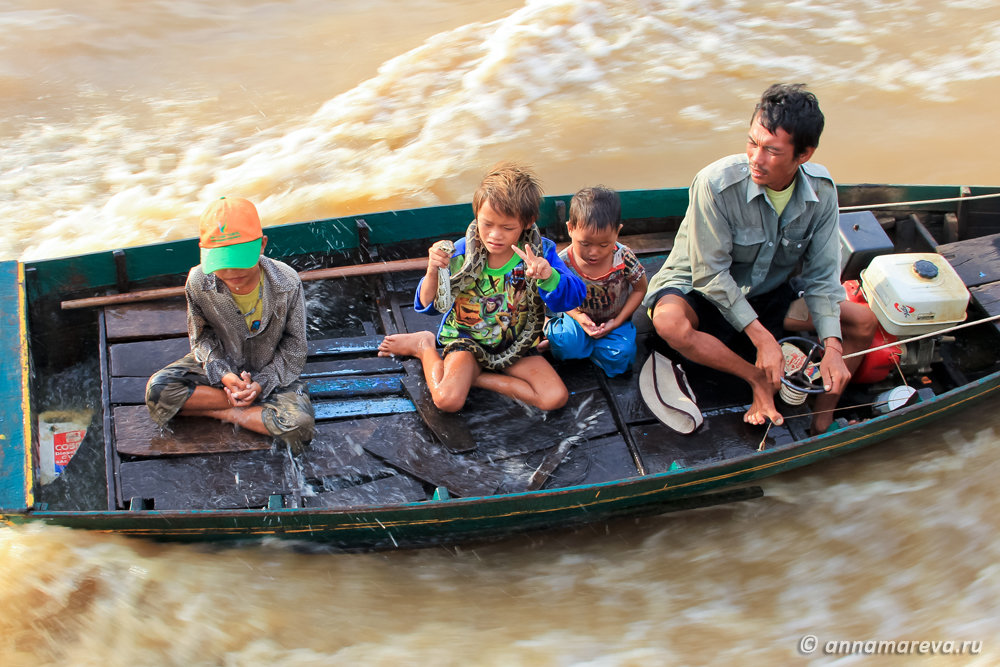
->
xmin=186 ymin=255 xmax=308 ymax=399
xmin=644 ymin=154 xmax=845 ymax=342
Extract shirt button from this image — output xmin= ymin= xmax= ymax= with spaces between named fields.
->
xmin=768 ymin=242 xmax=774 ymax=247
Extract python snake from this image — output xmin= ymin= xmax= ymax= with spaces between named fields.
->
xmin=432 ymin=221 xmax=545 ymax=371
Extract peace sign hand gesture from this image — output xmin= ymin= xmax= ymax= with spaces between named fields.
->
xmin=511 ymin=244 xmax=552 ymax=281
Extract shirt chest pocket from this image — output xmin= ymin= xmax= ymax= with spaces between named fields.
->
xmin=775 ymin=228 xmax=813 ymax=266
xmin=731 ymin=227 xmax=766 ymax=264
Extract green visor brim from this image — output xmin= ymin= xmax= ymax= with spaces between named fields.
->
xmin=200 ymin=238 xmax=263 ymax=274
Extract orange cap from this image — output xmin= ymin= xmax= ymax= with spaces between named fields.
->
xmin=198 ymin=197 xmax=263 ymax=273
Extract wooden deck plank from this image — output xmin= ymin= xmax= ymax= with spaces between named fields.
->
xmin=969 ymin=282 xmax=1000 ymax=332
xmin=399 ymin=306 xmax=440 ymax=337
xmin=631 ymin=410 xmax=785 ymax=474
xmin=111 ymin=376 xmax=148 ymax=404
xmin=302 ymin=475 xmax=426 ymax=509
xmin=104 ymin=300 xmax=187 ymax=341
xmin=399 ymin=360 xmax=476 ymax=453
xmin=114 ymin=404 xmax=272 ymax=456
xmin=537 ymin=434 xmax=638 ymax=490
xmin=305 ymin=375 xmax=403 ymax=398
xmin=112 ymin=373 xmax=406 ymax=406
xmin=464 ymin=385 xmax=618 ymax=462
xmin=301 ymin=356 xmax=402 ymax=377
xmin=360 ymin=413 xmax=503 ymax=498
xmin=937 ymin=232 xmax=1000 ymax=288
xmin=110 ymin=337 xmax=189 ymax=377
xmin=307 ymin=336 xmax=381 ymax=356
xmin=119 ymin=450 xmax=289 ymax=510
xmin=313 ymin=397 xmax=415 ymax=420
xmin=297 ymin=420 xmax=397 ymax=481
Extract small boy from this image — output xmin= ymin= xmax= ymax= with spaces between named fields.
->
xmin=543 ymin=186 xmax=648 ymax=377
xmin=145 ymin=197 xmax=315 ymax=450
xmin=377 ymin=162 xmax=586 ymax=412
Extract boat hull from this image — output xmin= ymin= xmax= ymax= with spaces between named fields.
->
xmin=6 ymin=368 xmax=995 ymax=549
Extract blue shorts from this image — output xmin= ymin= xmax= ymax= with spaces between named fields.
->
xmin=544 ymin=314 xmax=637 ymax=377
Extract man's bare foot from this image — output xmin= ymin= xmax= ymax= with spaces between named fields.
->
xmin=377 ymin=331 xmax=436 ymax=358
xmin=744 ymin=378 xmax=784 ymax=426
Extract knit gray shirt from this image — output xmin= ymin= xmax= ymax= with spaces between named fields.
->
xmin=185 ymin=255 xmax=307 ymax=398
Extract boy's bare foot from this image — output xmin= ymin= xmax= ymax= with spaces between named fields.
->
xmin=744 ymin=376 xmax=784 ymax=426
xmin=378 ymin=331 xmax=436 ymax=358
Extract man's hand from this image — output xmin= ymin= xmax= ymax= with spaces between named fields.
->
xmin=820 ymin=337 xmax=851 ymax=395
xmin=745 ymin=320 xmax=783 ymax=388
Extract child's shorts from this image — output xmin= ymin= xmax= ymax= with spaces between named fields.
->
xmin=544 ymin=314 xmax=637 ymax=377
xmin=145 ymin=353 xmax=315 ymax=447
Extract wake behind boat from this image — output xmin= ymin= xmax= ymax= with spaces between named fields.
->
xmin=2 ymin=184 xmax=1000 ymax=549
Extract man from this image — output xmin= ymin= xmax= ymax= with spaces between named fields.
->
xmin=645 ymin=83 xmax=876 ymax=434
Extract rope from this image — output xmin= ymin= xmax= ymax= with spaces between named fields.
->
xmin=838 ymin=191 xmax=1000 ymax=212
xmin=842 ymin=312 xmax=1000 ymax=360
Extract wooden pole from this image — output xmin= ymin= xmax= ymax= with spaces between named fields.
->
xmin=60 ymin=256 xmax=427 ymax=310
xmin=842 ymin=312 xmax=1000 ymax=360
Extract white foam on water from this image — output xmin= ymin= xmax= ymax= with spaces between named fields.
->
xmin=3 ymin=0 xmax=1000 ymax=260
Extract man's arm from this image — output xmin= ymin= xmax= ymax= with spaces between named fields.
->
xmin=685 ymin=174 xmax=782 ymax=384
xmin=798 ymin=176 xmax=849 ymax=393
xmin=686 ymin=174 xmax=760 ymax=333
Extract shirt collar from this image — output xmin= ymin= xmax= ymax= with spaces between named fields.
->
xmin=744 ymin=164 xmax=820 ymax=206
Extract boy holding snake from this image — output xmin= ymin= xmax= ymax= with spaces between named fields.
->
xmin=377 ymin=162 xmax=585 ymax=412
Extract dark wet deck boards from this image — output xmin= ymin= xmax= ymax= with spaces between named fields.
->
xmin=937 ymin=233 xmax=1000 ymax=331
xmin=302 ymin=475 xmax=426 ymax=509
xmin=297 ymin=420 xmax=397 ymax=482
xmin=399 ymin=360 xmax=476 ymax=453
xmin=100 ymin=238 xmax=813 ymax=512
xmin=938 ymin=232 xmax=1000 ymax=288
xmin=114 ymin=404 xmax=273 ymax=456
xmin=360 ymin=413 xmax=504 ymax=497
xmin=119 ymin=449 xmax=290 ymax=510
xmin=104 ymin=299 xmax=187 ymax=341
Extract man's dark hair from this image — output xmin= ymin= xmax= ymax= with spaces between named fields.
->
xmin=569 ymin=186 xmax=621 ymax=232
xmin=752 ymin=83 xmax=825 ymax=157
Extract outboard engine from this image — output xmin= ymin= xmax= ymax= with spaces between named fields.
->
xmin=838 ymin=212 xmax=970 ymax=381
xmin=857 ymin=253 xmax=969 ymax=375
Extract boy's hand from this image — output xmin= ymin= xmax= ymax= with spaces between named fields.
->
xmin=586 ymin=321 xmax=611 ymax=339
xmin=511 ymin=244 xmax=552 ymax=281
xmin=224 ymin=371 xmax=260 ymax=407
xmin=221 ymin=372 xmax=248 ymax=393
xmin=426 ymin=240 xmax=453 ymax=272
xmin=570 ymin=310 xmax=606 ymax=338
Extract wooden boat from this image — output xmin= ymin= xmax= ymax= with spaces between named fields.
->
xmin=3 ymin=184 xmax=1000 ymax=550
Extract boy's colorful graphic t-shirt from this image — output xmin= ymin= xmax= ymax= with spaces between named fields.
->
xmin=439 ymin=253 xmax=533 ymax=352
xmin=561 ymin=243 xmax=645 ymax=324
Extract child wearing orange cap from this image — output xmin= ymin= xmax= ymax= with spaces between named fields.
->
xmin=145 ymin=197 xmax=314 ymax=451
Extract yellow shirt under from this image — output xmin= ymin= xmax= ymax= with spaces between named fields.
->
xmin=766 ymin=180 xmax=796 ymax=217
xmin=230 ymin=271 xmax=263 ymax=331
